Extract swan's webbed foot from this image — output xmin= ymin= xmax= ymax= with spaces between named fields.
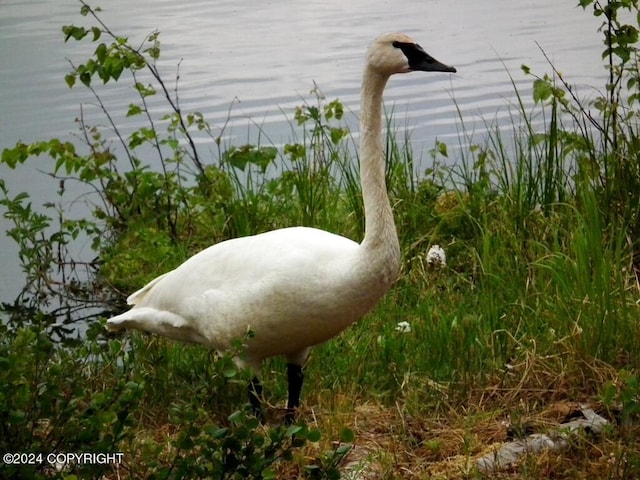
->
xmin=285 ymin=363 xmax=304 ymax=424
xmin=248 ymin=376 xmax=264 ymax=420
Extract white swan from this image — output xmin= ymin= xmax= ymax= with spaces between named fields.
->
xmin=106 ymin=33 xmax=456 ymax=421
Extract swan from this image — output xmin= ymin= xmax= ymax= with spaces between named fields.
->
xmin=106 ymin=33 xmax=456 ymax=422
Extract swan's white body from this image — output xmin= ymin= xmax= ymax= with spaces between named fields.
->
xmin=110 ymin=225 xmax=395 ymax=368
xmin=107 ymin=33 xmax=455 ymax=417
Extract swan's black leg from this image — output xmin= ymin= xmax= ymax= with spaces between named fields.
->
xmin=285 ymin=363 xmax=304 ymax=424
xmin=248 ymin=376 xmax=263 ymax=419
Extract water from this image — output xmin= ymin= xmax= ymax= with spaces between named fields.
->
xmin=0 ymin=0 xmax=606 ymax=302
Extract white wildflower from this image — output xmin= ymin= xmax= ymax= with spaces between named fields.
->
xmin=395 ymin=321 xmax=411 ymax=333
xmin=426 ymin=244 xmax=446 ymax=267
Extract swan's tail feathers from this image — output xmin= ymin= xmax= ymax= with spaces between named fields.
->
xmin=106 ymin=307 xmax=185 ymax=331
xmin=105 ymin=307 xmax=207 ymax=344
xmin=126 ymin=272 xmax=170 ymax=305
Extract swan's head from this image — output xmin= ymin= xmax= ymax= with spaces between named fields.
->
xmin=366 ymin=33 xmax=456 ymax=76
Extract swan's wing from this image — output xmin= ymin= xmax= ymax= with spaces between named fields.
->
xmin=126 ymin=271 xmax=171 ymax=305
xmin=143 ymin=226 xmax=357 ymax=301
xmin=106 ymin=226 xmax=360 ymax=349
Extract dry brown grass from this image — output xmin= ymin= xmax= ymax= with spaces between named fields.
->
xmin=100 ymin=352 xmax=638 ymax=479
xmin=298 ymin=354 xmax=640 ymax=479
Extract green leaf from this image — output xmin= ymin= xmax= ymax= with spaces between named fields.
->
xmin=79 ymin=71 xmax=91 ymax=87
xmin=329 ymin=127 xmax=347 ymax=145
xmin=224 ymin=145 xmax=277 ymax=173
xmin=285 ymin=425 xmax=303 ymax=437
xmin=222 ymin=364 xmax=237 ymax=378
xmin=306 ymin=428 xmax=321 ymax=442
xmin=284 ymin=143 xmax=306 ymax=162
xmin=95 ymin=43 xmax=108 ymax=63
xmin=1 ymin=143 xmax=29 ymax=168
xmin=532 ymin=78 xmax=553 ymax=103
xmin=208 ymin=427 xmax=229 ymax=439
xmin=62 ymin=25 xmax=88 ymax=42
xmin=64 ymin=73 xmax=76 ymax=88
xmin=228 ymin=410 xmax=245 ymax=424
xmin=438 ymin=141 xmax=448 ymax=158
xmin=340 ymin=427 xmax=355 ymax=443
xmin=336 ymin=444 xmax=353 ymax=455
xmin=145 ymin=43 xmax=161 ymax=60
xmin=134 ymin=82 xmax=156 ymax=97
xmin=262 ymin=467 xmax=276 ymax=480
xmin=105 ymin=56 xmax=125 ymax=82
xmin=126 ymin=104 xmax=143 ymax=117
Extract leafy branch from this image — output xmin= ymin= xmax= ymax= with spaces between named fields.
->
xmin=63 ymin=0 xmax=205 ymax=176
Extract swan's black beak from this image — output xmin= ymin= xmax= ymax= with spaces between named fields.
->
xmin=394 ymin=41 xmax=456 ymax=73
xmin=412 ymin=52 xmax=457 ymax=73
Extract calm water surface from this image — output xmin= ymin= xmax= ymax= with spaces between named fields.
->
xmin=0 ymin=0 xmax=605 ymax=301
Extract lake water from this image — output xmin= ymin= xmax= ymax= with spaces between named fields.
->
xmin=0 ymin=0 xmax=605 ymax=302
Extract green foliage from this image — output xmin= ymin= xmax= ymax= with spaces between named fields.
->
xmin=525 ymin=0 xmax=640 ymax=258
xmin=600 ymin=370 xmax=640 ymax=430
xmin=148 ymin=410 xmax=351 ymax=480
xmin=0 ymin=319 xmax=142 ymax=479
xmin=0 ymin=320 xmax=351 ymax=479
xmin=224 ymin=145 xmax=278 ymax=173
xmin=303 ymin=427 xmax=354 ymax=480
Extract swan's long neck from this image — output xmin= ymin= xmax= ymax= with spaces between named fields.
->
xmin=358 ymin=66 xmax=401 ymax=284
